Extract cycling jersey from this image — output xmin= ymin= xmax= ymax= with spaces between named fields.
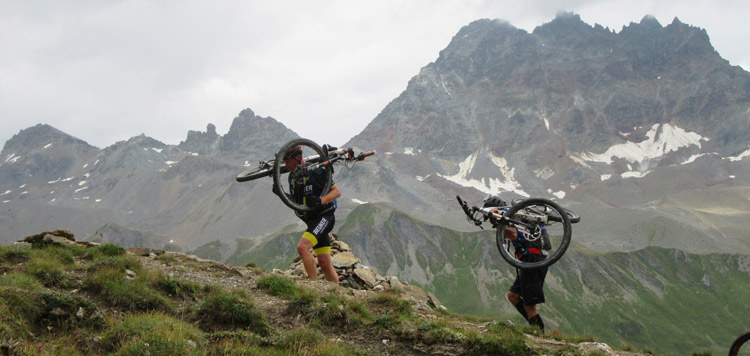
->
xmin=511 ymin=227 xmax=547 ymax=259
xmin=288 ymin=164 xmax=336 ymax=222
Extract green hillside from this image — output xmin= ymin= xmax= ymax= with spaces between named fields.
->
xmin=208 ymin=203 xmax=750 ymax=356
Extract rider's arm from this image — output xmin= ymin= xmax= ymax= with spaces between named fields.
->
xmin=320 ymin=185 xmax=341 ymax=205
xmin=503 ymin=226 xmax=517 ymax=241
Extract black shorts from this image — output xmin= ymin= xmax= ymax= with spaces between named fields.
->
xmin=301 ymin=212 xmax=335 ymax=256
xmin=509 ymin=254 xmax=548 ymax=305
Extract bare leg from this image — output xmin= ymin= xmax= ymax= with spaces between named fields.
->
xmin=297 ymin=238 xmax=318 ymax=280
xmin=508 ymin=290 xmax=539 ymax=319
xmin=316 ymin=253 xmax=339 ymax=285
xmin=524 ymin=304 xmax=539 ymax=319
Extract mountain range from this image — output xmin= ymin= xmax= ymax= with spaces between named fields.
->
xmin=2 ymin=12 xmax=750 ymax=355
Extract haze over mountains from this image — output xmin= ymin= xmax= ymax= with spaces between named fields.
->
xmin=2 ymin=13 xmax=750 ymax=355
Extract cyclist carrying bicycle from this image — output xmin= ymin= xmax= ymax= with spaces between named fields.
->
xmin=484 ymin=195 xmax=548 ymax=332
xmin=273 ymin=144 xmax=341 ymax=285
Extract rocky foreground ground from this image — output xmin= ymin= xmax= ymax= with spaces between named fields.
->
xmin=4 ymin=229 xmax=652 ymax=355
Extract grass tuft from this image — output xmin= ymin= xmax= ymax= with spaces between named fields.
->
xmin=195 ymin=288 xmax=269 ymax=335
xmin=256 ymin=274 xmax=301 ymax=297
xmin=84 ymin=265 xmax=171 ymax=311
xmin=96 ymin=243 xmax=127 ymax=257
xmin=102 ymin=312 xmax=206 ymax=356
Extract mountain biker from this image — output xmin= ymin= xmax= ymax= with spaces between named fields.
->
xmin=484 ymin=195 xmax=548 ymax=332
xmin=273 ymin=144 xmax=341 ymax=284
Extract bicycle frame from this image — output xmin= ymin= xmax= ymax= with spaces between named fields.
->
xmin=456 ymin=194 xmax=573 ymax=269
xmin=457 ymin=196 xmax=548 ymax=241
xmin=288 ymin=148 xmax=374 ymax=181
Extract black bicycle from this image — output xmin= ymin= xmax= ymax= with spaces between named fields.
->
xmin=730 ymin=331 xmax=750 ymax=356
xmin=456 ymin=195 xmax=579 ymax=269
xmin=236 ymin=138 xmax=374 ymax=212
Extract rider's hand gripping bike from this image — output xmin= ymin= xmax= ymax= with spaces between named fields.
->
xmin=236 ymin=138 xmax=374 ymax=212
xmin=456 ymin=195 xmax=580 ymax=269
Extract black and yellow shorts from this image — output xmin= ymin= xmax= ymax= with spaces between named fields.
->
xmin=302 ymin=212 xmax=335 ymax=256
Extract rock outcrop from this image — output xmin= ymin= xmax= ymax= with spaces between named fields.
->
xmin=284 ymin=234 xmax=444 ymax=312
xmin=20 ymin=229 xmax=99 ymax=247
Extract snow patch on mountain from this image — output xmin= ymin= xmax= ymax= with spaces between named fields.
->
xmin=683 ymin=153 xmax=711 ymax=164
xmin=404 ymin=147 xmax=419 ymax=155
xmin=578 ymin=124 xmax=705 ymax=165
xmin=5 ymin=154 xmax=21 ymax=163
xmin=438 ymin=151 xmax=528 ymax=196
xmin=547 ymin=189 xmax=566 ymax=198
xmin=728 ymin=146 xmax=750 ymax=161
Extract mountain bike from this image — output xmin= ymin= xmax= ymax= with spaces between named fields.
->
xmin=456 ymin=195 xmax=579 ymax=269
xmin=236 ymin=138 xmax=374 ymax=212
xmin=730 ymin=331 xmax=750 ymax=356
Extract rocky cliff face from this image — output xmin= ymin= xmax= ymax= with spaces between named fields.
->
xmin=344 ymin=13 xmax=750 ymax=253
xmin=0 ymin=110 xmax=300 ymax=248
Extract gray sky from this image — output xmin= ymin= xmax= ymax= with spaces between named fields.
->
xmin=1 ymin=0 xmax=748 ymax=150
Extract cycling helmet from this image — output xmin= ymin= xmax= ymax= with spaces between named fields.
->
xmin=283 ymin=145 xmax=303 ymax=160
xmin=482 ymin=194 xmax=507 ymax=208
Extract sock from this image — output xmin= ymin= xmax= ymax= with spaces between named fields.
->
xmin=514 ymin=300 xmax=528 ymax=320
xmin=528 ymin=314 xmax=545 ymax=333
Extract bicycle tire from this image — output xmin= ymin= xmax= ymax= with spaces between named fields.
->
xmin=236 ymin=162 xmax=273 ymax=182
xmin=517 ymin=199 xmax=580 ymax=224
xmin=272 ymin=138 xmax=332 ymax=212
xmin=551 ymin=208 xmax=580 ymax=224
xmin=730 ymin=332 xmax=750 ymax=356
xmin=496 ymin=198 xmax=572 ymax=270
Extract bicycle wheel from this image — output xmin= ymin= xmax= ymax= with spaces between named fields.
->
xmin=549 ymin=207 xmax=580 ymax=224
xmin=515 ymin=199 xmax=580 ymax=224
xmin=272 ymin=138 xmax=332 ymax=212
xmin=730 ymin=332 xmax=750 ymax=356
xmin=496 ymin=198 xmax=572 ymax=270
xmin=236 ymin=161 xmax=273 ymax=182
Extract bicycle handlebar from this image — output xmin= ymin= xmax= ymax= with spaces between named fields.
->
xmin=456 ymin=195 xmax=485 ymax=229
xmin=356 ymin=151 xmax=376 ymax=161
xmin=306 ymin=149 xmax=375 ymax=170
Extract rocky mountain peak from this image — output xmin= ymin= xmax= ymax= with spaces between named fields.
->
xmin=532 ymin=11 xmax=601 ymax=39
xmin=178 ymin=123 xmax=222 ymax=155
xmin=222 ymin=109 xmax=299 ymax=156
xmin=125 ymin=134 xmax=166 ymax=149
xmin=1 ymin=124 xmax=93 ymax=158
xmin=637 ymin=14 xmax=662 ymax=28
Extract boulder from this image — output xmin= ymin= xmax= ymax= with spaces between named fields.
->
xmin=331 ymin=251 xmax=360 ymax=268
xmin=42 ymin=234 xmax=76 ymax=246
xmin=286 ymin=234 xmax=443 ymax=311
xmin=22 ymin=229 xmax=76 ymax=243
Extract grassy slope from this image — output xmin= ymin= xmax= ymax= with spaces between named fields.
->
xmin=336 ymin=204 xmax=750 ymax=355
xmin=0 ymin=241 xmax=604 ymax=356
xmin=194 ymin=203 xmax=750 ymax=355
